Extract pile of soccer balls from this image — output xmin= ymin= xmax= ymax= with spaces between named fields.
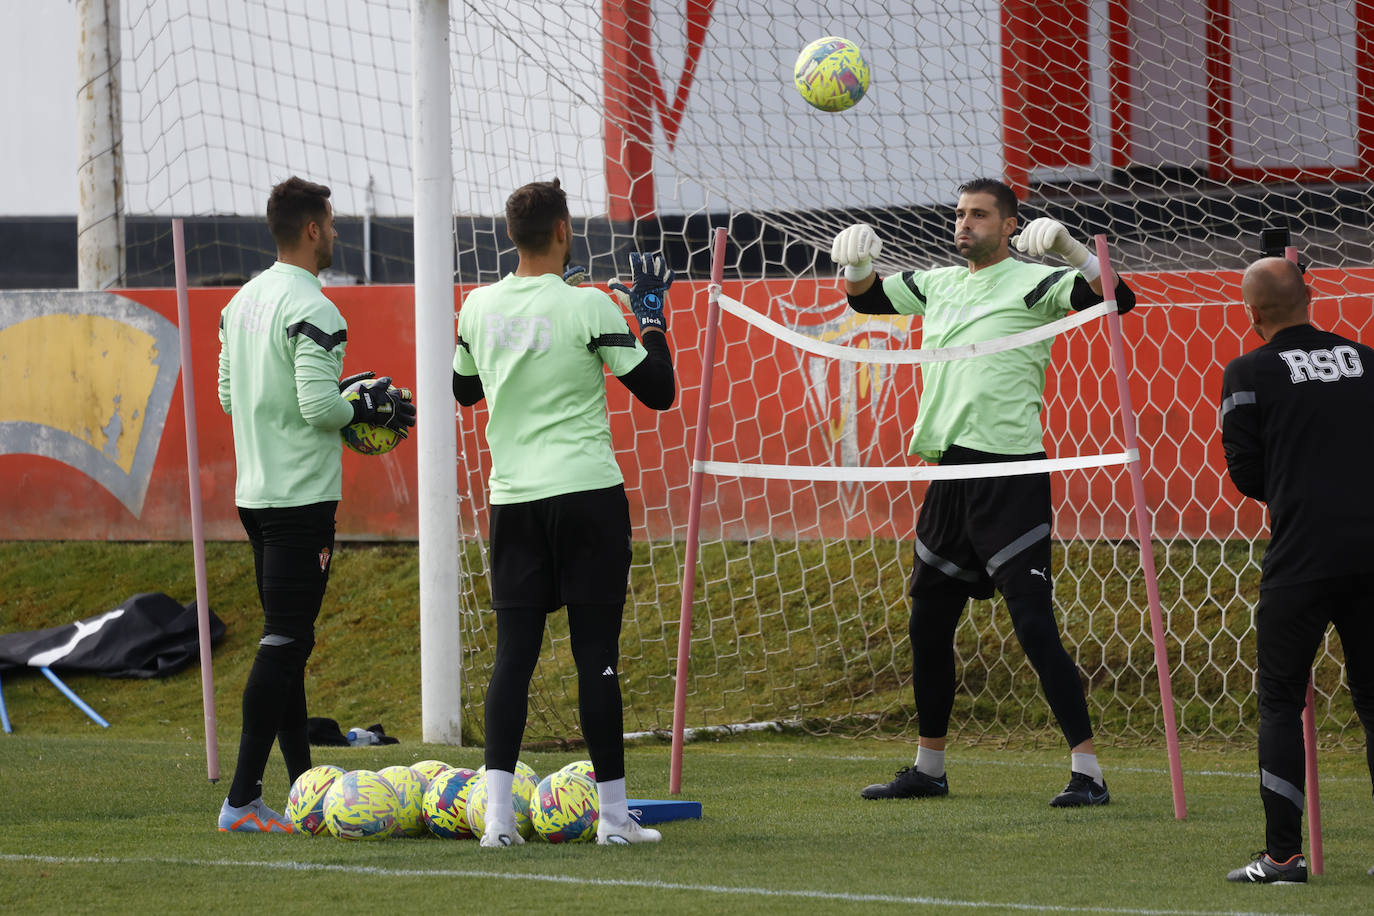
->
xmin=285 ymin=758 xmax=599 ymax=843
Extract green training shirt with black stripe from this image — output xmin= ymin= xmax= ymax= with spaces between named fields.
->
xmin=883 ymin=257 xmax=1078 ymax=462
xmin=217 ymin=261 xmax=355 ymax=508
xmin=453 ymin=272 xmax=648 ymax=504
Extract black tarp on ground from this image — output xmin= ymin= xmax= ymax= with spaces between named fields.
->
xmin=0 ymin=592 xmax=226 ymax=678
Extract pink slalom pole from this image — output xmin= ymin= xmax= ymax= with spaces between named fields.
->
xmin=1302 ymin=678 xmax=1324 ymax=873
xmin=173 ymin=219 xmax=220 ymax=782
xmin=669 ymin=226 xmax=727 ymax=795
xmin=1285 ymin=242 xmax=1323 ymax=873
xmin=1096 ymin=235 xmax=1186 ymax=819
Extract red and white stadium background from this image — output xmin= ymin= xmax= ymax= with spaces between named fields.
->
xmin=2 ymin=270 xmax=1373 ymax=542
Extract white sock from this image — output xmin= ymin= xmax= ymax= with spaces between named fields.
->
xmin=597 ymin=777 xmax=630 ymax=824
xmin=1071 ymin=752 xmax=1104 ymax=787
xmin=483 ymin=768 xmax=516 ymax=829
xmin=915 ymin=746 xmax=945 ymax=777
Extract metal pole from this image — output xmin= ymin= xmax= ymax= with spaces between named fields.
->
xmin=412 ymin=0 xmax=463 ymax=744
xmin=76 ymin=0 xmax=125 ymax=289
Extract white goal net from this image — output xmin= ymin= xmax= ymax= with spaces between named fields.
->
xmin=116 ymin=0 xmax=1370 ymax=748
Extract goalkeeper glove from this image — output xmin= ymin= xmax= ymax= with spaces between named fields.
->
xmin=1011 ymin=217 xmax=1101 ymax=282
xmin=609 ymin=252 xmax=674 ymax=334
xmin=350 ymin=376 xmax=417 ymax=436
xmin=831 ymin=224 xmax=884 ymax=282
xmin=562 ymin=264 xmax=589 ymax=286
xmin=338 ymin=370 xmax=376 ymax=391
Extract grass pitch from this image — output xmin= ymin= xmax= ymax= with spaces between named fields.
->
xmin=0 ymin=541 xmax=1370 ymax=913
xmin=0 ymin=735 xmax=1371 ymax=915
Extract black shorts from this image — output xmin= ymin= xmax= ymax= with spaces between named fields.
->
xmin=910 ymin=445 xmax=1052 ymax=601
xmin=489 ymin=484 xmax=632 ymax=610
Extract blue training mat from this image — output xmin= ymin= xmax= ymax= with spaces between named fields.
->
xmin=626 ymin=798 xmax=703 ymax=825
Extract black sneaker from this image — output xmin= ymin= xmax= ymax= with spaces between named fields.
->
xmin=1049 ymin=772 xmax=1110 ymax=807
xmin=860 ymin=766 xmax=949 ymax=800
xmin=1226 ymin=851 xmax=1307 ymax=884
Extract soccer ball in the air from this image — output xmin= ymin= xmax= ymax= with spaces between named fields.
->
xmin=285 ymin=764 xmax=345 ymax=835
xmin=340 ymin=379 xmax=404 ymax=456
xmin=322 ymin=769 xmax=401 ymax=840
xmin=532 ymin=770 xmax=599 ymax=843
xmin=421 ymin=766 xmax=479 ymax=838
xmin=377 ymin=765 xmax=427 ymax=837
xmin=793 ymin=36 xmax=870 ymax=112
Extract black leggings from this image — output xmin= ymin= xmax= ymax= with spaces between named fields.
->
xmin=910 ymin=576 xmax=1093 ymax=748
xmin=484 ymin=604 xmax=625 ymax=782
xmin=1255 ymin=577 xmax=1374 ymax=859
xmin=227 ymin=501 xmax=335 ymax=806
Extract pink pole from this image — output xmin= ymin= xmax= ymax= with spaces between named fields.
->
xmin=173 ymin=219 xmax=219 ymax=782
xmin=669 ymin=226 xmax=727 ymax=795
xmin=1286 ymin=242 xmax=1323 ymax=874
xmin=1302 ymin=678 xmax=1324 ymax=873
xmin=1095 ymin=235 xmax=1186 ymax=819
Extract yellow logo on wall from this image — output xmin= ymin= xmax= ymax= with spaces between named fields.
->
xmin=0 ymin=291 xmax=180 ymax=517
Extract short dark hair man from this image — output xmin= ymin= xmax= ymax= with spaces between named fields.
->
xmin=453 ymin=178 xmax=675 ymax=846
xmin=1220 ymin=256 xmax=1374 ymax=883
xmin=215 ymin=176 xmax=415 ymax=832
xmin=833 ymin=178 xmax=1136 ymax=807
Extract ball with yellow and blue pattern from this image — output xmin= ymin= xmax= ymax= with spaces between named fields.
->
xmin=322 ymin=769 xmax=401 ymax=840
xmin=793 ymin=36 xmax=870 ymax=112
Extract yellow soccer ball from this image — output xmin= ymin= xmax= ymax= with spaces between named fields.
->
xmin=285 ymin=764 xmax=345 ymax=836
xmin=421 ymin=766 xmax=479 ymax=839
xmin=377 ymin=765 xmax=427 ymax=838
xmin=340 ymin=379 xmax=406 ymax=456
xmin=794 ymin=36 xmax=870 ymax=112
xmin=322 ymin=769 xmax=400 ymax=840
xmin=532 ymin=771 xmax=599 ymax=843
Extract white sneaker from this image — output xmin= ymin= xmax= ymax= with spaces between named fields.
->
xmin=479 ymin=824 xmax=525 ymax=848
xmin=596 ymin=817 xmax=662 ymax=845
xmin=217 ymin=796 xmax=293 ymax=833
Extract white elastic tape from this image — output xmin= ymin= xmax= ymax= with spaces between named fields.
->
xmin=717 ymin=296 xmax=1111 ymax=365
xmin=695 ymin=450 xmax=1138 ymax=482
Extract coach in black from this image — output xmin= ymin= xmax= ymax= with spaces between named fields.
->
xmin=1220 ymin=256 xmax=1374 ymax=883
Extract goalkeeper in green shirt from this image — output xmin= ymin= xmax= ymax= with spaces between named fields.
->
xmin=453 ymin=178 xmax=675 ymax=847
xmin=833 ymin=178 xmax=1136 ymax=807
xmin=214 ymin=176 xmax=414 ymax=832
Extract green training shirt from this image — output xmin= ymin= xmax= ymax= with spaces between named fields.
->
xmin=883 ymin=257 xmax=1078 ymax=462
xmin=453 ymin=272 xmax=648 ymax=504
xmin=217 ymin=261 xmax=355 ymax=508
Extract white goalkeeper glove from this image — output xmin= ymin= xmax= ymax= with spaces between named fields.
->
xmin=1011 ymin=217 xmax=1101 ymax=283
xmin=830 ymin=223 xmax=883 ymax=282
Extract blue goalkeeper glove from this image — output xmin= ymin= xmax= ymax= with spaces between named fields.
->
xmin=562 ymin=264 xmax=589 ymax=286
xmin=609 ymin=252 xmax=675 ymax=335
xmin=350 ymin=376 xmax=416 ymax=436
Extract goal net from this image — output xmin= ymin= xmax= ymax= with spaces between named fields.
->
xmin=117 ymin=0 xmax=1370 ymax=748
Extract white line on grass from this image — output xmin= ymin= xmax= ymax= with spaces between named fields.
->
xmin=0 ymin=854 xmax=1305 ymax=916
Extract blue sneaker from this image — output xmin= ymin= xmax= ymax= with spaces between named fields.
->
xmin=1050 ymin=772 xmax=1110 ymax=807
xmin=218 ymin=797 xmax=294 ymax=833
xmin=860 ymin=766 xmax=949 ymax=799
